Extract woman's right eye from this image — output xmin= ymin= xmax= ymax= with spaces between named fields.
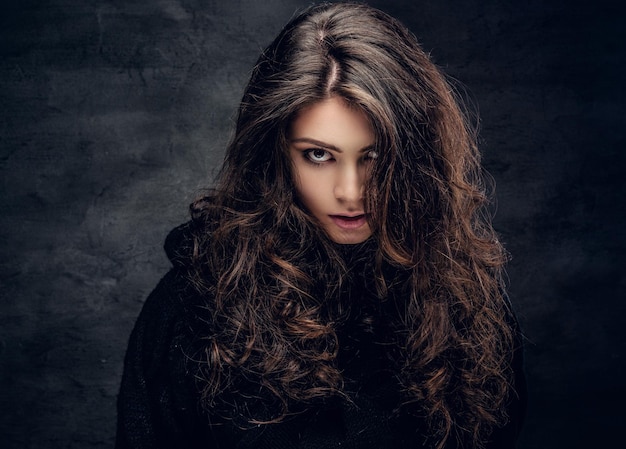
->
xmin=304 ymin=149 xmax=333 ymax=163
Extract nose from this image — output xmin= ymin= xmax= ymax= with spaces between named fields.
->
xmin=334 ymin=164 xmax=364 ymax=207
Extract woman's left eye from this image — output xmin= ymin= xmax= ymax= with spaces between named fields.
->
xmin=305 ymin=149 xmax=333 ymax=163
xmin=365 ymin=149 xmax=378 ymax=161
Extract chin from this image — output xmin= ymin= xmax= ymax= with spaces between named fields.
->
xmin=329 ymin=232 xmax=372 ymax=245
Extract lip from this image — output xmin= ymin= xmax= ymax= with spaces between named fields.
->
xmin=329 ymin=213 xmax=368 ymax=230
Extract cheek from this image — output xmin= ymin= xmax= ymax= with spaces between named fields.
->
xmin=293 ymin=169 xmax=332 ymax=212
xmin=294 ymin=172 xmax=318 ymax=204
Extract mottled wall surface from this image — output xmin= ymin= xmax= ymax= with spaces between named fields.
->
xmin=0 ymin=0 xmax=623 ymax=448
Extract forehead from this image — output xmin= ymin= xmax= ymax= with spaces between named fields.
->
xmin=289 ymin=97 xmax=374 ymax=149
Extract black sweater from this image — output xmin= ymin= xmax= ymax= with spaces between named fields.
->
xmin=116 ymin=224 xmax=526 ymax=448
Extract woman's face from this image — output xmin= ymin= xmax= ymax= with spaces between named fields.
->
xmin=289 ymin=97 xmax=376 ymax=244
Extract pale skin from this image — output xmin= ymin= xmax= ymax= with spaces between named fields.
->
xmin=288 ymin=96 xmax=377 ymax=244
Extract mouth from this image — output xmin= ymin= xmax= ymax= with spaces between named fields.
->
xmin=329 ymin=214 xmax=368 ymax=230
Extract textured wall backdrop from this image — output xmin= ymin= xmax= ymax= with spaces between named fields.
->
xmin=1 ymin=0 xmax=624 ymax=448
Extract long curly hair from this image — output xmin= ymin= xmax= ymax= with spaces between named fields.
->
xmin=188 ymin=2 xmax=517 ymax=448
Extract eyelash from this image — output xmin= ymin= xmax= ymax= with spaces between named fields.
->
xmin=302 ymin=148 xmax=378 ymax=165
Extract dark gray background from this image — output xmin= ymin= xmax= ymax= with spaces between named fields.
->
xmin=1 ymin=0 xmax=624 ymax=448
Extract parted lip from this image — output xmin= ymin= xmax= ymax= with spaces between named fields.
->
xmin=329 ymin=213 xmax=366 ymax=219
xmin=329 ymin=213 xmax=368 ymax=230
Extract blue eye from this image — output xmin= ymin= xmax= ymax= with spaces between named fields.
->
xmin=305 ymin=149 xmax=333 ymax=163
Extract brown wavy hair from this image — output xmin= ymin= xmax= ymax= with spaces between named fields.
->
xmin=189 ymin=2 xmax=517 ymax=448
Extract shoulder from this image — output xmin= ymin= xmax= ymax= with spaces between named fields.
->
xmin=136 ymin=270 xmax=190 ymax=334
xmin=125 ymin=269 xmax=196 ymax=377
xmin=164 ymin=221 xmax=197 ymax=269
xmin=130 ymin=221 xmax=216 ymax=363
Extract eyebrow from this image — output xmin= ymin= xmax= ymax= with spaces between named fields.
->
xmin=290 ymin=137 xmax=373 ymax=153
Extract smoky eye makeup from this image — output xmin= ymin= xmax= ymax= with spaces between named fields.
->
xmin=303 ymin=148 xmax=334 ymax=164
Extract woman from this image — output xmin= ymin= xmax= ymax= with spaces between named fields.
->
xmin=116 ymin=2 xmax=526 ymax=448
